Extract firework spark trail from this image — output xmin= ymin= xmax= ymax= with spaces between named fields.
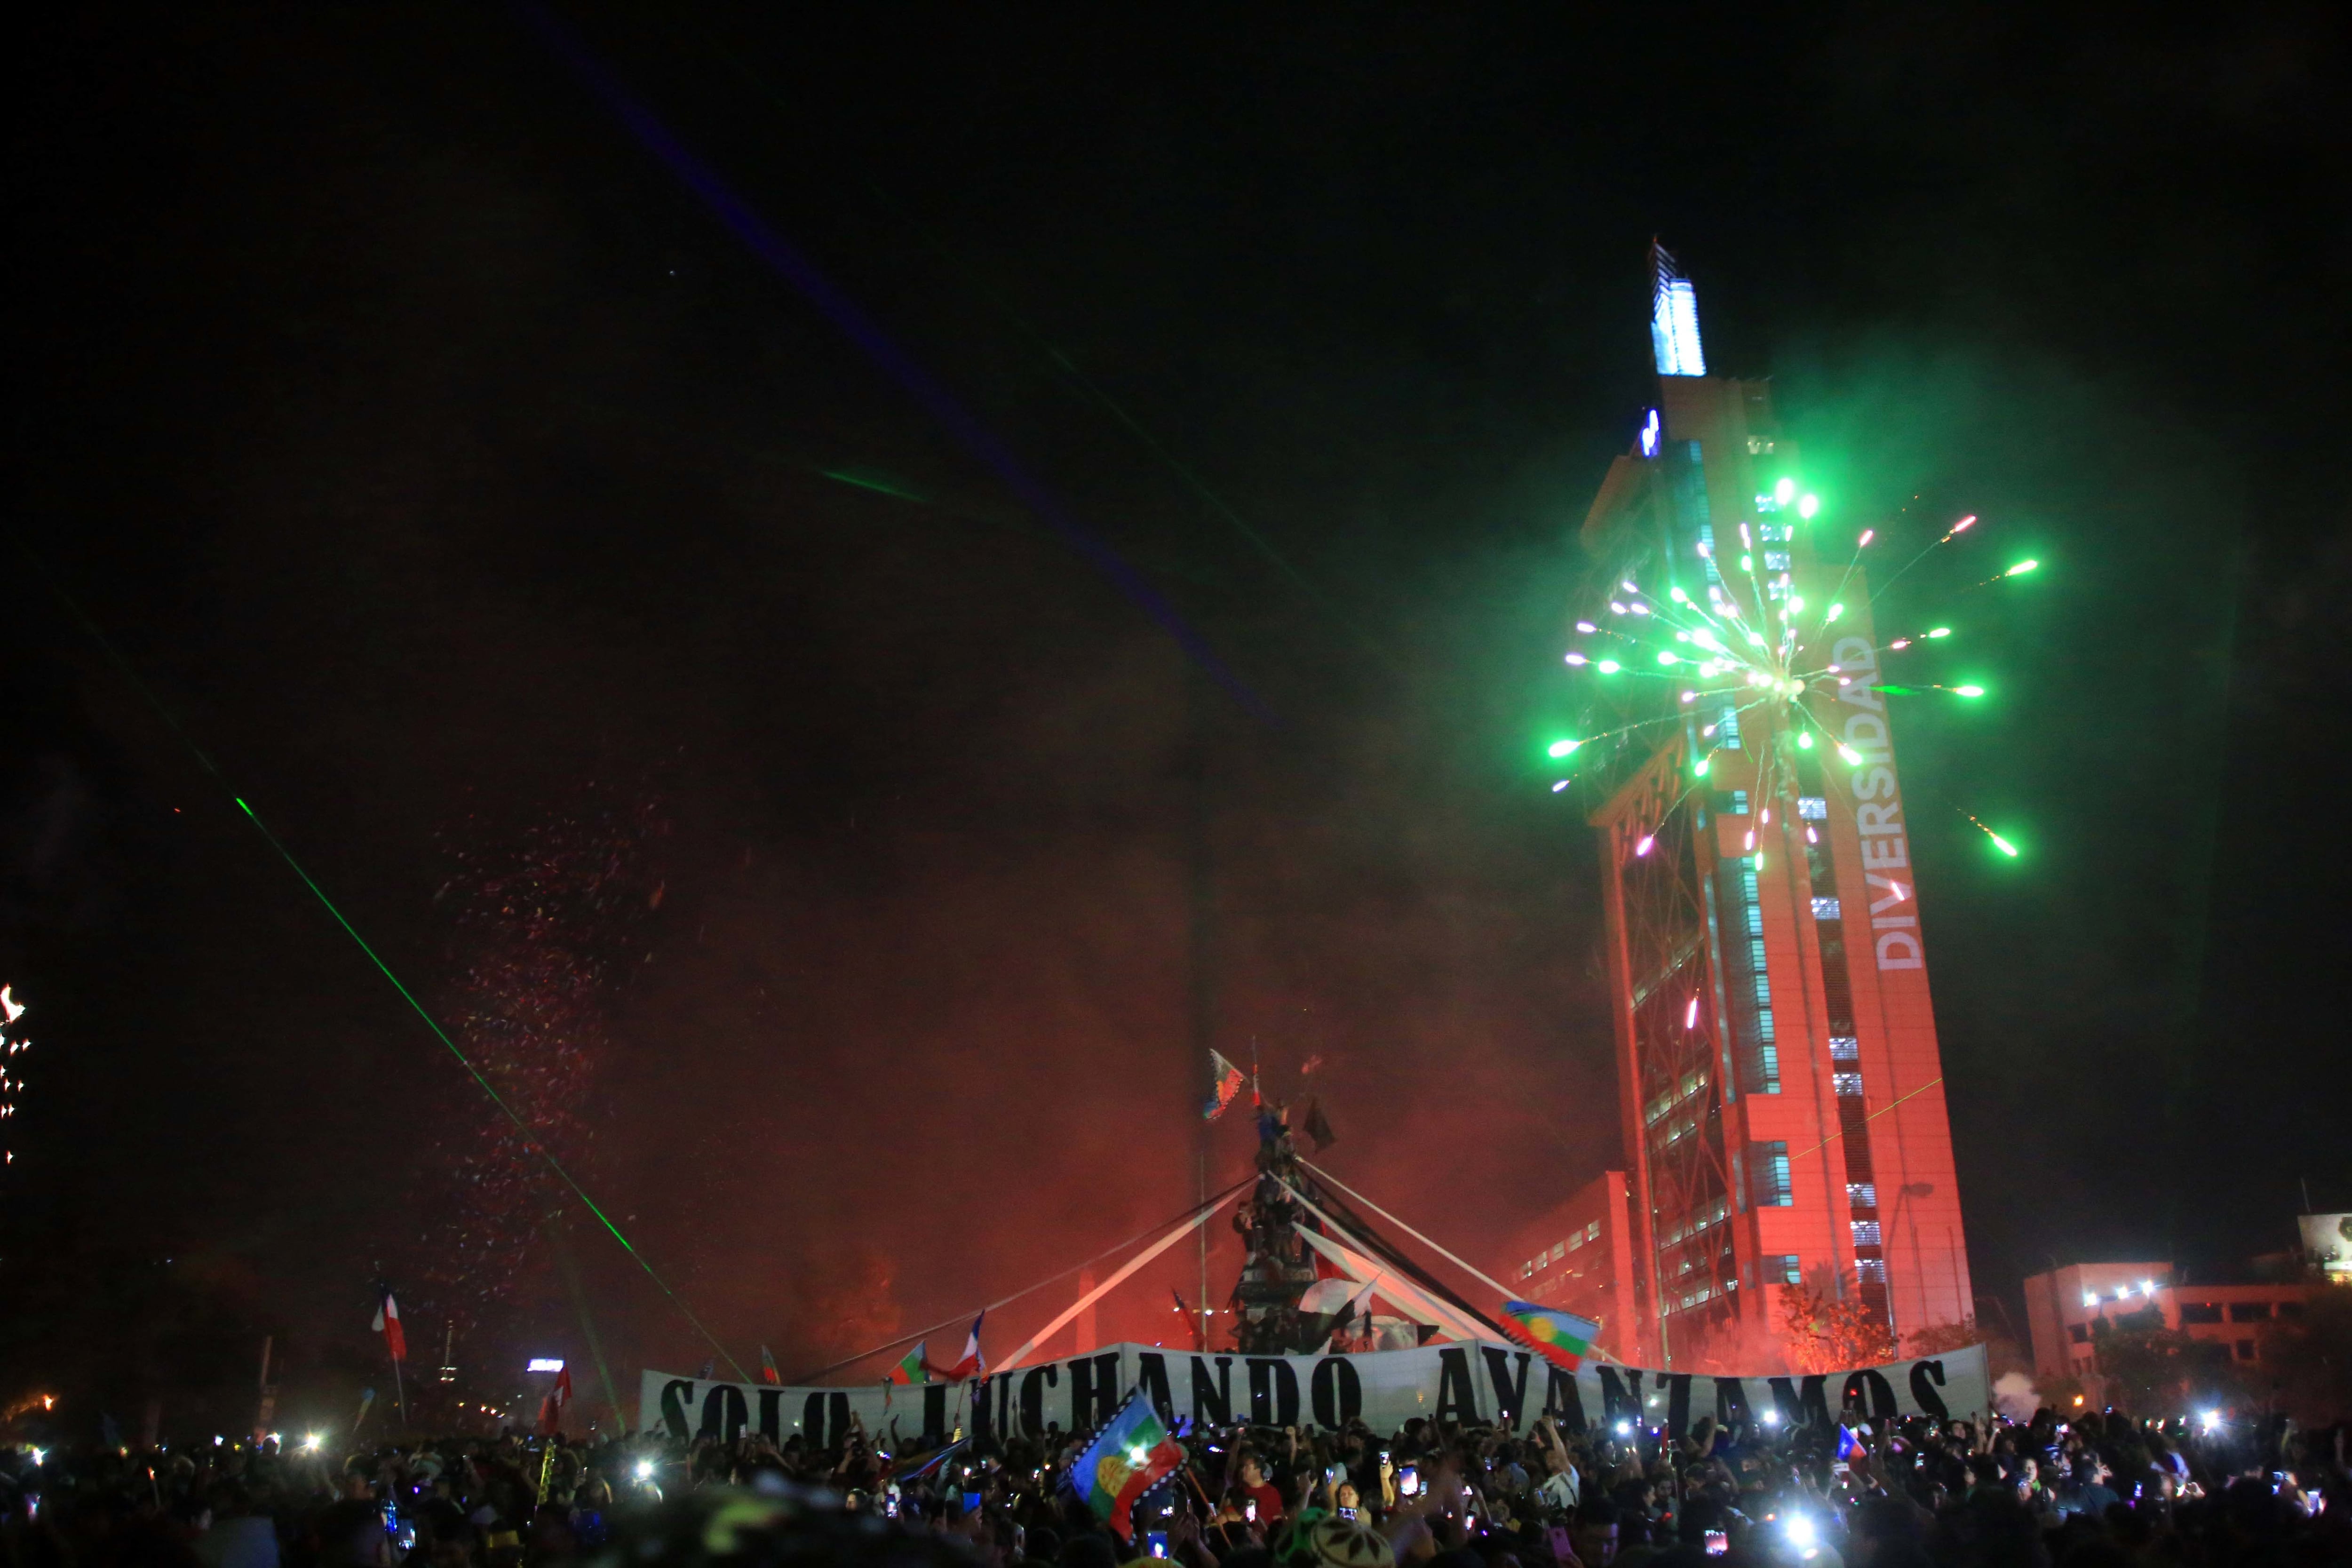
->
xmin=0 ymin=986 xmax=29 ymax=1169
xmin=1961 ymin=812 xmax=2021 ymax=858
xmin=1869 ymin=514 xmax=1977 ymax=602
xmin=1549 ymin=494 xmax=2035 ymax=860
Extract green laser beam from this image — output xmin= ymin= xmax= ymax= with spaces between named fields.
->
xmin=19 ymin=541 xmax=752 ymax=1383
xmin=819 ymin=467 xmax=931 ymax=503
xmin=228 ymin=799 xmax=746 ymax=1377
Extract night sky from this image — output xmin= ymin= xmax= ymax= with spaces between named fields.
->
xmin=6 ymin=4 xmax=2349 ymax=1433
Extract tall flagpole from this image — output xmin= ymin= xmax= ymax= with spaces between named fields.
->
xmin=1198 ymin=1151 xmax=1210 ymax=1351
xmin=1187 ymin=663 xmax=1218 ymax=1357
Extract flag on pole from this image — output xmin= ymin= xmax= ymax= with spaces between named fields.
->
xmin=1067 ymin=1385 xmax=1186 ymax=1540
xmin=887 ymin=1342 xmax=930 ymax=1385
xmin=371 ymin=1284 xmax=408 ymax=1362
xmin=1171 ymin=1289 xmax=1205 ymax=1352
xmin=933 ymin=1312 xmax=985 ymax=1381
xmin=537 ymin=1365 xmax=573 ymax=1436
xmin=1301 ymin=1097 xmax=1337 ymax=1152
xmin=759 ymin=1345 xmax=781 ymax=1385
xmin=901 ymin=1437 xmax=968 ymax=1480
xmin=1499 ymin=1300 xmax=1598 ymax=1373
xmin=1202 ymin=1051 xmax=1246 ymax=1121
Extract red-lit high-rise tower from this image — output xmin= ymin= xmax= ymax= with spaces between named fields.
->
xmin=1580 ymin=247 xmax=1973 ymax=1370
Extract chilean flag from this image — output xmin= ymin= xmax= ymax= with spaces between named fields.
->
xmin=537 ymin=1365 xmax=573 ymax=1436
xmin=371 ymin=1284 xmax=408 ymax=1362
xmin=933 ymin=1311 xmax=985 ymax=1381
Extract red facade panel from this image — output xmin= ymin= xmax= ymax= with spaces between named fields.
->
xmin=1584 ymin=371 xmax=1974 ymax=1369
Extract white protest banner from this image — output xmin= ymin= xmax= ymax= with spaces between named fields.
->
xmin=641 ymin=1340 xmax=1986 ymax=1446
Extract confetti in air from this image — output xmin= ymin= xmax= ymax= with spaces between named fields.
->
xmin=415 ymin=783 xmax=666 ymax=1330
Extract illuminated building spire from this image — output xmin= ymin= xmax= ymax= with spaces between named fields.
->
xmin=1650 ymin=240 xmax=1706 ymax=377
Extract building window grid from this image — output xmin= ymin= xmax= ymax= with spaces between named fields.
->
xmin=1798 ymin=752 xmax=1892 ymax=1326
xmin=1716 ymin=858 xmax=1779 ymax=1093
xmin=1747 ymin=1142 xmax=1793 ymax=1207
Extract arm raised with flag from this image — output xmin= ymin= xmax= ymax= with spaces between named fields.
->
xmin=1066 ymin=1386 xmax=1185 ymax=1541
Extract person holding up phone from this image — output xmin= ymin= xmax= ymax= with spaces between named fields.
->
xmin=1236 ymin=1456 xmax=1285 ymax=1527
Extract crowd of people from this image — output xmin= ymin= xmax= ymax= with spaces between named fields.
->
xmin=3 ymin=1398 xmax=2346 ymax=1568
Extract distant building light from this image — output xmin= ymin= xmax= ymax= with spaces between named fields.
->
xmin=526 ymin=1358 xmax=566 ymax=1373
xmin=1650 ymin=245 xmax=1706 ymax=377
xmin=2082 ymin=1292 xmax=2100 ymax=1308
xmin=1653 ymin=281 xmax=1705 ymax=376
xmin=1639 ymin=408 xmax=1662 ymax=458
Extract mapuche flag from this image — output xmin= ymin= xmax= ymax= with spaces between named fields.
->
xmin=371 ymin=1284 xmax=408 ymax=1362
xmin=1500 ymin=1300 xmax=1597 ymax=1373
xmin=1202 ymin=1050 xmax=1247 ymax=1121
xmin=1069 ymin=1386 xmax=1185 ymax=1540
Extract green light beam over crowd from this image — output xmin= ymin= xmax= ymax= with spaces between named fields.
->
xmin=17 ymin=543 xmax=753 ymax=1382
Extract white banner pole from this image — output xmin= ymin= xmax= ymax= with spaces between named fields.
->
xmin=997 ymin=1187 xmax=1242 ymax=1372
xmin=1302 ymin=1159 xmax=1526 ymax=1301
